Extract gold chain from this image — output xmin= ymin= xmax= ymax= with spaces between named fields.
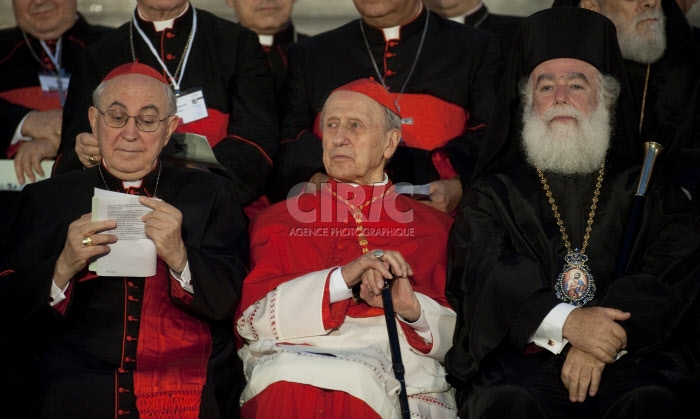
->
xmin=325 ymin=184 xmax=392 ymax=254
xmin=536 ymin=163 xmax=605 ymax=255
xmin=638 ymin=63 xmax=651 ymax=134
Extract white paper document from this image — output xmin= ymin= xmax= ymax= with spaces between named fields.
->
xmin=88 ymin=188 xmax=157 ymax=277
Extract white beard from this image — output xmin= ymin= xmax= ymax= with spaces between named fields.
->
xmin=608 ymin=8 xmax=667 ymax=64
xmin=521 ymin=101 xmax=611 ymax=176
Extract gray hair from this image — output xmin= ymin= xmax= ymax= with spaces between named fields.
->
xmin=384 ymin=107 xmax=401 ymax=133
xmin=92 ymin=77 xmax=178 ymax=116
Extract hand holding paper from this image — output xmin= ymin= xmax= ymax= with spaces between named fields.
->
xmin=54 ymin=213 xmax=117 ymax=289
xmin=89 ymin=188 xmax=157 ymax=277
xmin=139 ymin=196 xmax=188 ymax=274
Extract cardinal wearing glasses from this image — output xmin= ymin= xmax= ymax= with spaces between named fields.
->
xmin=0 ymin=62 xmax=248 ymax=419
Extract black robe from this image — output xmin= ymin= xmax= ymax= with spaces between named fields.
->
xmin=0 ymin=14 xmax=112 ymax=264
xmin=268 ymin=7 xmax=504 ymax=202
xmin=54 ymin=5 xmax=279 ymax=207
xmin=463 ymin=5 xmax=522 ymax=60
xmin=1 ymin=162 xmax=249 ymax=418
xmin=447 ymin=6 xmax=700 ymax=416
xmin=258 ymin=22 xmax=308 ymax=95
xmin=445 ymin=162 xmax=700 ymax=416
xmin=627 ymin=51 xmax=700 ymax=204
xmin=0 ymin=14 xmax=112 ymax=155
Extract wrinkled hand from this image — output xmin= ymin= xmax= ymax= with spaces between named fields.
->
xmin=140 ymin=197 xmax=187 ymax=273
xmin=561 ymin=346 xmax=606 ymax=402
xmin=54 ymin=214 xmax=118 ymax=288
xmin=342 ymin=250 xmax=419 ymax=321
xmin=419 ymin=177 xmax=462 ymax=213
xmin=563 ymin=306 xmax=630 ymax=363
xmin=21 ymin=109 xmax=62 ymax=148
xmin=76 ymin=132 xmax=101 ymax=168
xmin=13 ymin=138 xmax=58 ymax=184
xmin=359 ymin=276 xmax=422 ymax=322
xmin=305 ymin=172 xmax=330 ymax=193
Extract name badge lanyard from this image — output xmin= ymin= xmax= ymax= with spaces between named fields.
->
xmin=131 ymin=7 xmax=197 ymax=95
xmin=22 ymin=32 xmax=68 ymax=106
xmin=41 ymin=38 xmax=69 ymax=106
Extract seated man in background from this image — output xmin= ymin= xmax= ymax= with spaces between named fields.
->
xmin=225 ymin=0 xmax=307 ymax=92
xmin=269 ymin=0 xmax=504 ymax=215
xmin=54 ymin=0 xmax=278 ymax=210
xmin=445 ymin=7 xmax=700 ymax=418
xmin=0 ymin=0 xmax=112 ymax=182
xmin=1 ymin=63 xmax=248 ymax=418
xmin=0 ymin=0 xmax=111 ymax=244
xmin=236 ymin=79 xmax=457 ymax=418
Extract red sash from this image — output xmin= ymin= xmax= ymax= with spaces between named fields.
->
xmin=174 ymin=109 xmax=229 ymax=148
xmin=0 ymin=86 xmax=61 ymax=111
xmin=133 ymin=260 xmax=210 ymax=418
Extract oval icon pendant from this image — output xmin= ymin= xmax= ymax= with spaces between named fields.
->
xmin=555 ymin=252 xmax=596 ymax=307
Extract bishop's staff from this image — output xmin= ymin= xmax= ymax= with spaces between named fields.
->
xmin=615 ymin=141 xmax=663 ymax=276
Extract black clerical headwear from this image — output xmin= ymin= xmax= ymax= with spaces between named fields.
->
xmin=472 ymin=7 xmax=640 ymax=181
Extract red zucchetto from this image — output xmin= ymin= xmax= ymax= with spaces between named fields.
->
xmin=330 ymin=78 xmax=401 ymax=118
xmin=101 ymin=62 xmax=169 ymax=85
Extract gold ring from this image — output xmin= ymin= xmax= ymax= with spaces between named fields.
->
xmin=82 ymin=236 xmax=93 ymax=247
xmin=88 ymin=156 xmax=97 ymax=165
xmin=55 ymin=130 xmax=61 ymax=136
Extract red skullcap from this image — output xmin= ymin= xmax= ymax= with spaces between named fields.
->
xmin=331 ymin=78 xmax=401 ymax=118
xmin=102 ymin=62 xmax=169 ymax=85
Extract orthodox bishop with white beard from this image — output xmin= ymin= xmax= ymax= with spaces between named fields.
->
xmin=445 ymin=7 xmax=700 ymax=419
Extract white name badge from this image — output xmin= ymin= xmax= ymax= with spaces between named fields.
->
xmin=176 ymin=89 xmax=208 ymax=124
xmin=38 ymin=71 xmax=70 ymax=93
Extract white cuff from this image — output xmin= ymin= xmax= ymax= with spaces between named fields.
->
xmin=12 ymin=113 xmax=33 ymax=145
xmin=329 ymin=267 xmax=353 ymax=303
xmin=531 ymin=302 xmax=576 ymax=354
xmin=399 ymin=310 xmax=433 ymax=343
xmin=49 ymin=280 xmax=70 ymax=307
xmin=171 ymin=261 xmax=193 ymax=294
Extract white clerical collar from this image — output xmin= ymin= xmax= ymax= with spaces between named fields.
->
xmin=122 ymin=179 xmax=143 ymax=188
xmin=336 ymin=173 xmax=389 ymax=188
xmin=447 ymin=1 xmax=484 ymax=23
xmin=258 ymin=34 xmax=274 ymax=47
xmin=382 ymin=26 xmax=401 ymax=41
xmin=115 ymin=160 xmax=158 ymax=188
xmin=138 ymin=2 xmax=190 ymax=32
xmin=381 ymin=3 xmax=423 ymax=41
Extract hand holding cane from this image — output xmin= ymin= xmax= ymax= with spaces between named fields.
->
xmin=374 ymin=249 xmax=411 ymax=419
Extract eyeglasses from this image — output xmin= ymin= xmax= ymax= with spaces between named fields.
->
xmin=97 ymin=109 xmax=170 ymax=132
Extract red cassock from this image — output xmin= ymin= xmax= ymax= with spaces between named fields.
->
xmin=235 ymin=178 xmax=458 ymax=418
